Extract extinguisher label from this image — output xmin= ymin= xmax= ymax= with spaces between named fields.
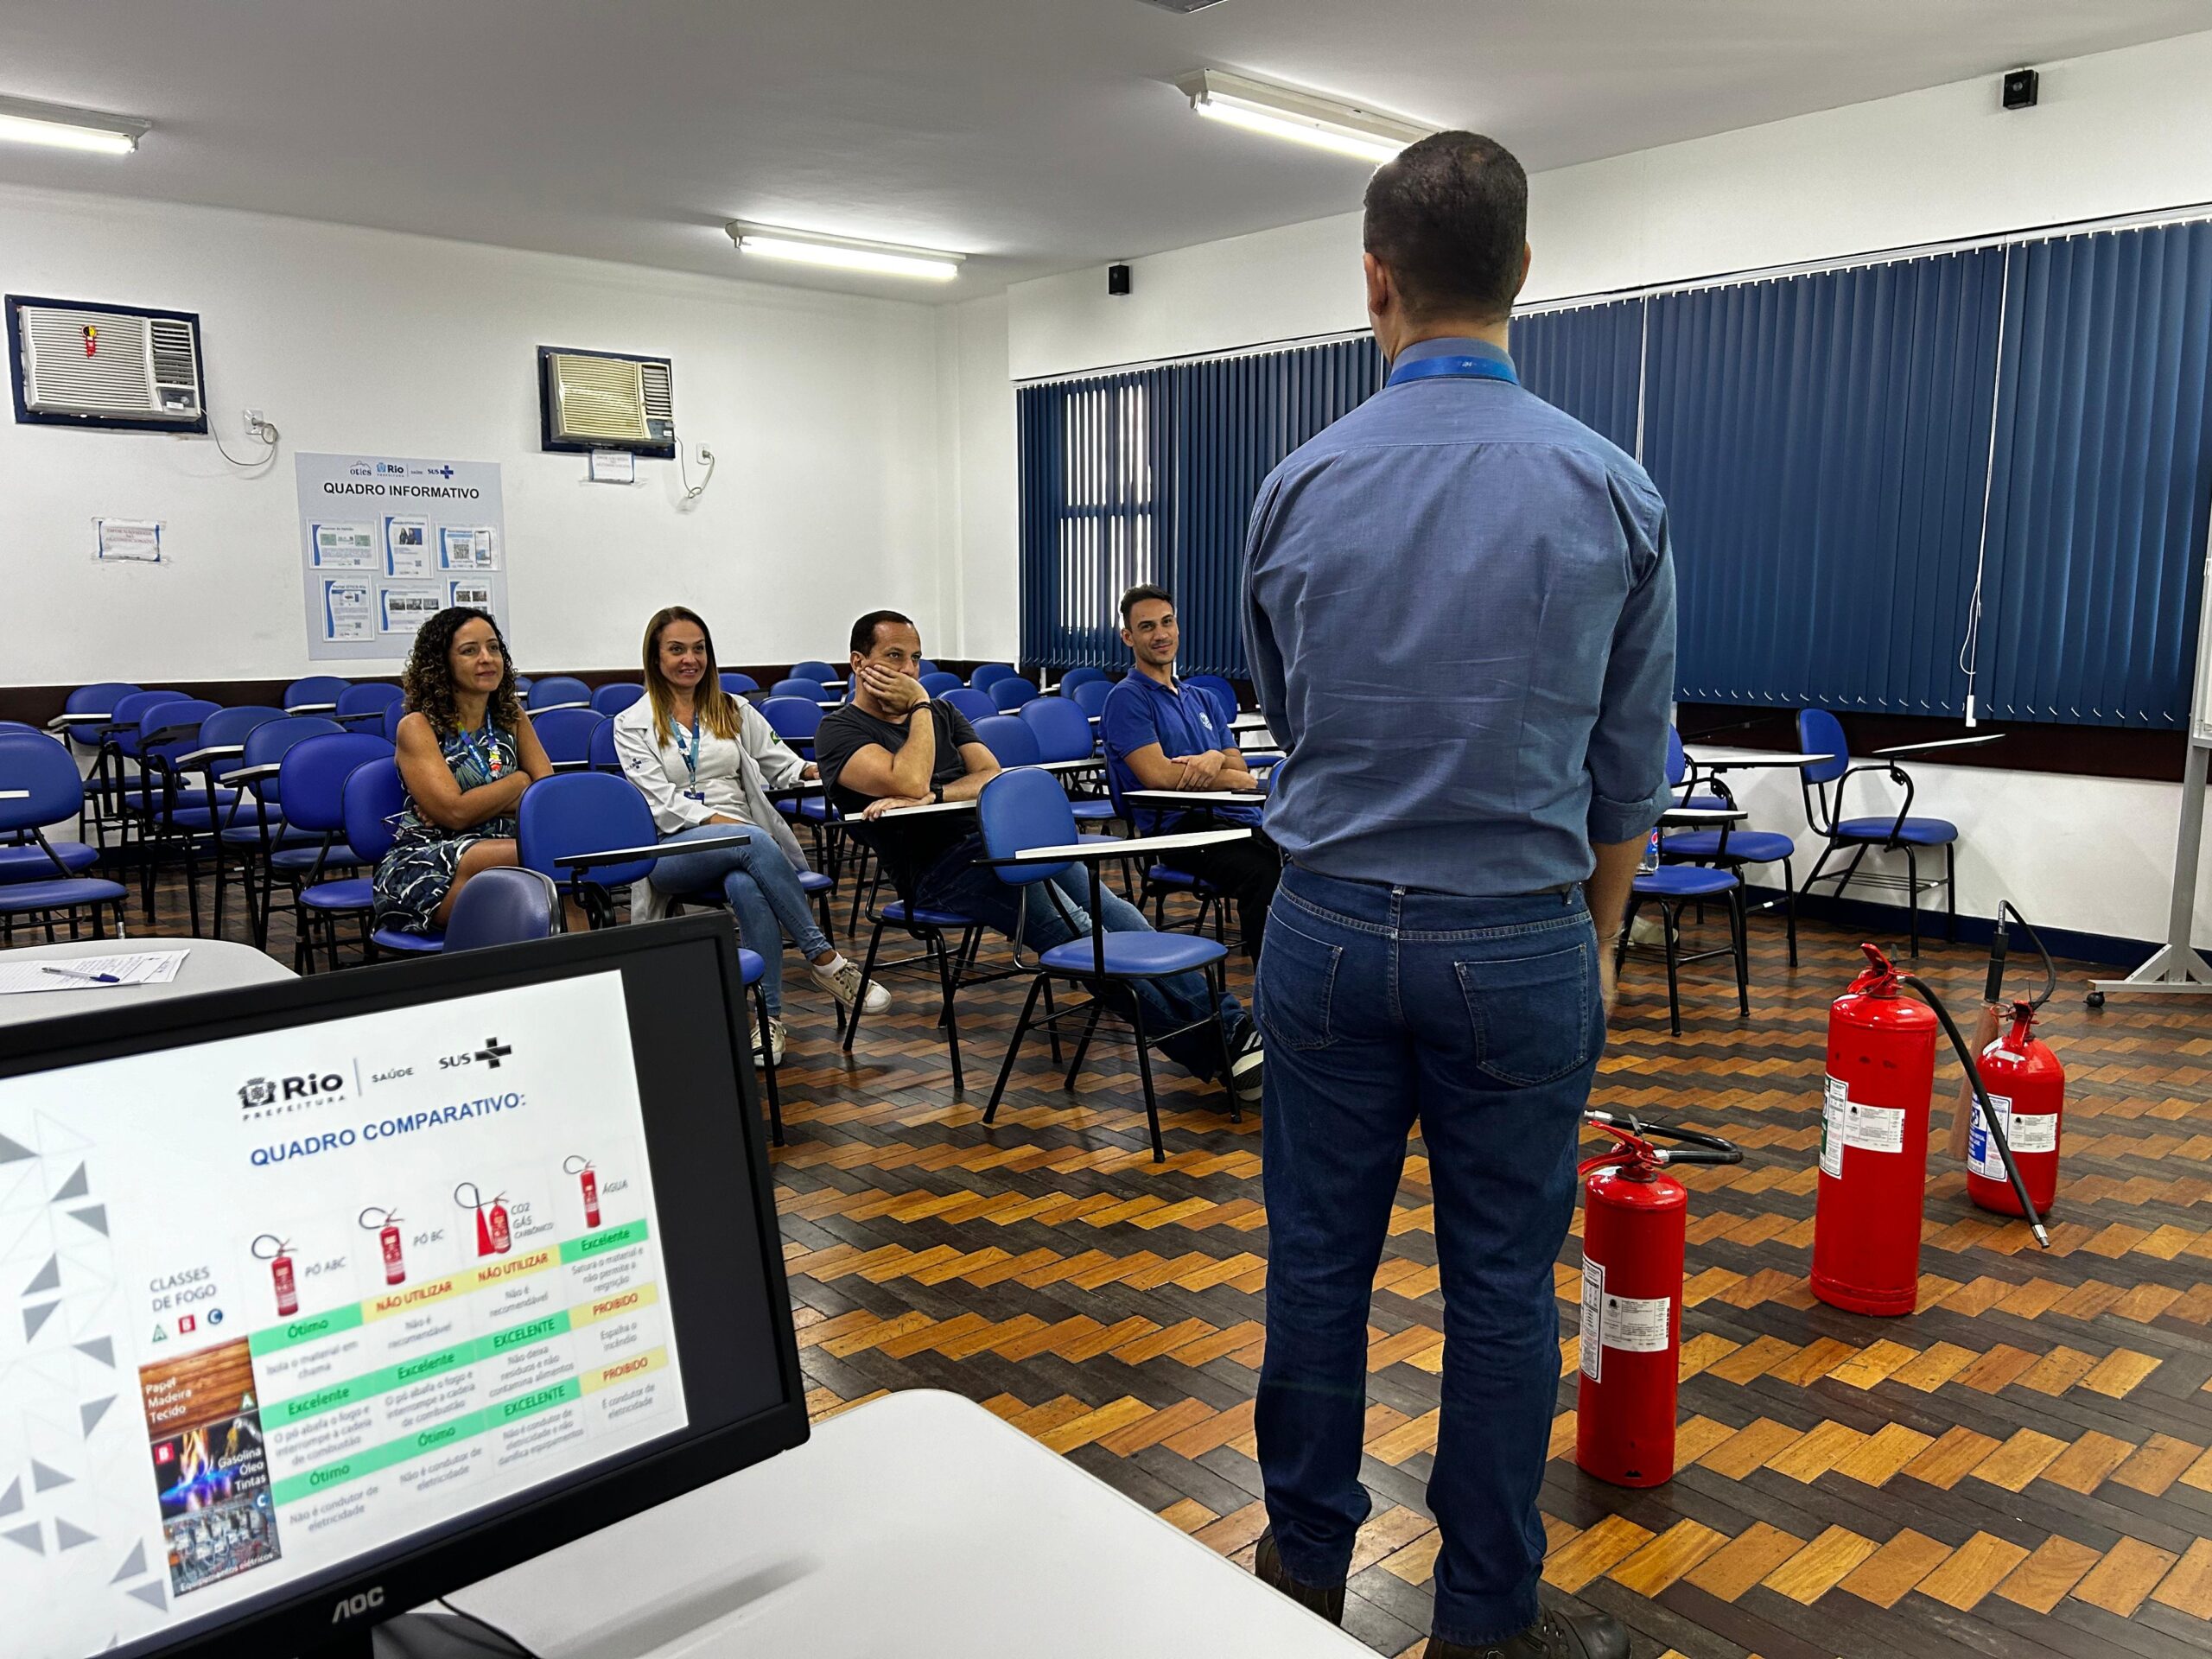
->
xmin=1968 ymin=1092 xmax=2053 ymax=1174
xmin=1822 ymin=1077 xmax=1904 ymax=1173
xmin=1580 ymin=1260 xmax=1605 ymax=1382
xmin=1579 ymin=1258 xmax=1669 ymax=1380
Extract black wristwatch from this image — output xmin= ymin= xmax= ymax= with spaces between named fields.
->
xmin=931 ymin=785 xmax=944 ymax=805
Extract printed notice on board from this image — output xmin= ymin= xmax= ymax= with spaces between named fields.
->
xmin=439 ymin=526 xmax=499 ymax=572
xmin=296 ymin=454 xmax=507 ymax=663
xmin=384 ymin=516 xmax=430 ymax=577
xmin=95 ymin=518 xmax=165 ymax=563
xmin=380 ymin=588 xmax=442 ymax=634
xmin=321 ymin=581 xmax=373 ymax=643
xmin=311 ymin=523 xmax=376 ymax=569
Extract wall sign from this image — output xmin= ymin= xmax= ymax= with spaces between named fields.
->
xmin=295 ymin=453 xmax=507 ymax=663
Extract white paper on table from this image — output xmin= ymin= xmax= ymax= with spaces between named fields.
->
xmin=93 ymin=518 xmax=164 ymax=563
xmin=588 ymin=448 xmax=636 ymax=484
xmin=0 ymin=950 xmax=191 ymax=995
xmin=439 ymin=524 xmax=499 ymax=571
xmin=322 ymin=579 xmax=373 ymax=642
xmin=448 ymin=578 xmax=493 ymax=610
xmin=383 ymin=514 xmax=430 ymax=576
xmin=311 ymin=521 xmax=376 ymax=569
xmin=380 ymin=588 xmax=442 ymax=633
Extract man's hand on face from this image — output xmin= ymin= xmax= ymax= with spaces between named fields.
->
xmin=861 ymin=664 xmax=925 ymax=713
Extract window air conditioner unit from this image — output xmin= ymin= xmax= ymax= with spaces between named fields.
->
xmin=8 ymin=295 xmax=208 ymax=432
xmin=537 ymin=346 xmax=675 ymax=457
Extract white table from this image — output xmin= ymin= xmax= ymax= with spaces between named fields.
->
xmin=448 ymin=1390 xmax=1367 ymax=1658
xmin=1683 ymin=749 xmax=1834 ymax=772
xmin=0 ymin=938 xmax=292 ymax=1027
xmin=1123 ymin=789 xmax=1267 ymax=809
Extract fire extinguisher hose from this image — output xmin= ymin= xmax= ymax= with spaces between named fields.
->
xmin=1582 ymin=1111 xmax=1745 ymax=1173
xmin=1984 ymin=900 xmax=2058 ymax=1012
xmin=1899 ymin=972 xmax=2052 ymax=1249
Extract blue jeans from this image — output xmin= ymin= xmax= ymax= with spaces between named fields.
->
xmin=1253 ymin=867 xmax=1602 ymax=1646
xmin=918 ymin=836 xmax=1246 ymax=1080
xmin=651 ymin=825 xmax=830 ymax=1015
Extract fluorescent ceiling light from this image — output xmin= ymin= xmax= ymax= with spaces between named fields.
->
xmin=0 ymin=94 xmax=149 ymax=156
xmin=1179 ymin=70 xmax=1431 ymax=165
xmin=725 ymin=220 xmax=963 ymax=283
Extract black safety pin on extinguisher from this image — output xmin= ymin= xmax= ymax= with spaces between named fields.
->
xmin=1582 ymin=1110 xmax=1746 ymax=1173
xmin=1895 ymin=964 xmax=2053 ymax=1249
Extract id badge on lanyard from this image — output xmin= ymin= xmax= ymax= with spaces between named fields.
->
xmin=463 ymin=721 xmax=503 ymax=780
xmin=675 ymin=712 xmax=707 ymax=804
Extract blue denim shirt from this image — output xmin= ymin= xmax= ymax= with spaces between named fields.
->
xmin=1242 ymin=335 xmax=1676 ymax=897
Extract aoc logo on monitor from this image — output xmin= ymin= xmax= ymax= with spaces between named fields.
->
xmin=331 ymin=1586 xmax=385 ymax=1622
xmin=237 ymin=1071 xmax=351 ymax=1120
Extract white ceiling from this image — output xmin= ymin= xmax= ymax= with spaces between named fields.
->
xmin=2 ymin=1 xmax=2206 ymax=302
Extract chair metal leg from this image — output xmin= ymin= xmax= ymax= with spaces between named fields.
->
xmin=1731 ymin=885 xmax=1750 ymax=1018
xmin=1128 ymin=996 xmax=1166 ymax=1162
xmin=1040 ymin=977 xmax=1062 ymax=1067
xmin=752 ymin=982 xmax=783 ymax=1145
xmin=1781 ymin=855 xmax=1798 ymax=969
xmin=984 ymin=976 xmax=1046 ymax=1122
xmin=1904 ymin=848 xmax=1921 ymax=958
xmin=1662 ymin=900 xmax=1683 ymax=1038
xmin=1615 ymin=896 xmax=1641 ymax=978
xmin=842 ymin=920 xmax=887 ymax=1054
xmin=1944 ymin=842 xmax=1957 ymax=943
xmin=1064 ymin=1000 xmax=1103 ymax=1090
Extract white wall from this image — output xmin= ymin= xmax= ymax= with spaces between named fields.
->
xmin=932 ymin=293 xmax=1018 ymax=662
xmin=1004 ymin=27 xmax=2212 ymax=380
xmin=0 ymin=182 xmax=943 ymax=684
xmin=962 ymin=28 xmax=2212 ymax=950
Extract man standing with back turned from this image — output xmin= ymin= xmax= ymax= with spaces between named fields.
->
xmin=1244 ymin=134 xmax=1674 ymax=1659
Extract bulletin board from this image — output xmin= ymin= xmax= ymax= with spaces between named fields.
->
xmin=294 ymin=452 xmax=508 ymax=663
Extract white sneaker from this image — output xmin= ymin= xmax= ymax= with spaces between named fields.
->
xmin=812 ymin=957 xmax=891 ymax=1014
xmin=749 ymin=1014 xmax=787 ymax=1065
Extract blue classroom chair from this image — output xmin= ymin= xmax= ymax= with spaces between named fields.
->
xmin=592 ymin=683 xmax=645 ymax=717
xmin=442 ymin=866 xmax=563 ymax=953
xmin=970 ymin=664 xmax=1015 ymax=692
xmin=283 ymin=675 xmax=351 ymax=715
xmin=0 ymin=735 xmax=128 ymax=942
xmin=526 ymin=675 xmax=591 ymax=713
xmin=1796 ymin=708 xmax=1959 ymax=957
xmin=342 ymin=757 xmax=448 ymax=960
xmin=771 ymin=677 xmax=829 ymax=702
xmin=533 ymin=708 xmax=604 ymax=772
xmin=989 ymin=677 xmax=1039 ymax=712
xmin=280 ymin=733 xmax=391 ymax=972
xmin=940 ymin=687 xmax=997 ymax=726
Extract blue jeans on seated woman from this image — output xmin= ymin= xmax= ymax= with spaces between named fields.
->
xmin=916 ymin=836 xmax=1246 ymax=1081
xmin=1251 ymin=867 xmax=1602 ymax=1648
xmin=650 ymin=824 xmax=830 ymax=1016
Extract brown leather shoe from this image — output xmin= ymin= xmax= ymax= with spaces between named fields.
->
xmin=1424 ymin=1605 xmax=1629 ymax=1659
xmin=1253 ymin=1529 xmax=1345 ymax=1625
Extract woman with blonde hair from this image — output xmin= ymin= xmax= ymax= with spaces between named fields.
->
xmin=612 ymin=606 xmax=887 ymax=1058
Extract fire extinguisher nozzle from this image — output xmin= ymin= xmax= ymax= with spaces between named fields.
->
xmin=2031 ymin=1223 xmax=2051 ymax=1249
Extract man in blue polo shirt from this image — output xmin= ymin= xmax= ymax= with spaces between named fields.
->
xmin=1242 ymin=133 xmax=1669 ymax=1659
xmin=1098 ymin=583 xmax=1282 ymax=957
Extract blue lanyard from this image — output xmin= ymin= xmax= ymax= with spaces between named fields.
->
xmin=1387 ymin=353 xmax=1519 ymax=390
xmin=456 ymin=720 xmax=503 ymax=779
xmin=671 ymin=711 xmax=703 ymax=790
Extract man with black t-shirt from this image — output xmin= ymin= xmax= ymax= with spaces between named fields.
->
xmin=817 ymin=609 xmax=1263 ymax=1101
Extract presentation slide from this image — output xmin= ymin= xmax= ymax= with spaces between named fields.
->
xmin=1 ymin=973 xmax=686 ymax=1659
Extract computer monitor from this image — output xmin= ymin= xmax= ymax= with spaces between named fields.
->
xmin=0 ymin=915 xmax=807 ymax=1659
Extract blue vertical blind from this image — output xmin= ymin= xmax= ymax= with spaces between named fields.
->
xmin=1020 ymin=217 xmax=2212 ymax=725
xmin=1644 ymin=251 xmax=2005 ymax=715
xmin=1979 ymin=222 xmax=2212 ymax=725
xmin=1513 ymin=299 xmax=1645 ymax=454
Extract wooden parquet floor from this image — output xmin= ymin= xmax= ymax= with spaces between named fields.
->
xmin=87 ymin=865 xmax=2212 ymax=1657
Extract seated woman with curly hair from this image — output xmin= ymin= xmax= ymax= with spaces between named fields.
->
xmin=373 ymin=607 xmax=556 ymax=935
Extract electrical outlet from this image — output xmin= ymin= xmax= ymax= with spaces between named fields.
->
xmin=244 ymin=407 xmax=265 ymax=434
xmin=696 ymin=442 xmax=715 ymax=466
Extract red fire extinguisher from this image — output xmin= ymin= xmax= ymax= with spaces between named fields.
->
xmin=1576 ymin=1112 xmax=1742 ymax=1487
xmin=1968 ymin=1000 xmax=2064 ymax=1217
xmin=487 ymin=1194 xmax=512 ymax=1255
xmin=360 ymin=1207 xmax=406 ymax=1285
xmin=565 ymin=1156 xmax=600 ymax=1227
xmin=252 ymin=1234 xmax=298 ymax=1316
xmin=456 ymin=1182 xmax=512 ymax=1256
xmin=1815 ymin=944 xmax=2049 ymax=1318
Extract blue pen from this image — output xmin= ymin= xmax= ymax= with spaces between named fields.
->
xmin=41 ymin=965 xmax=121 ymax=984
